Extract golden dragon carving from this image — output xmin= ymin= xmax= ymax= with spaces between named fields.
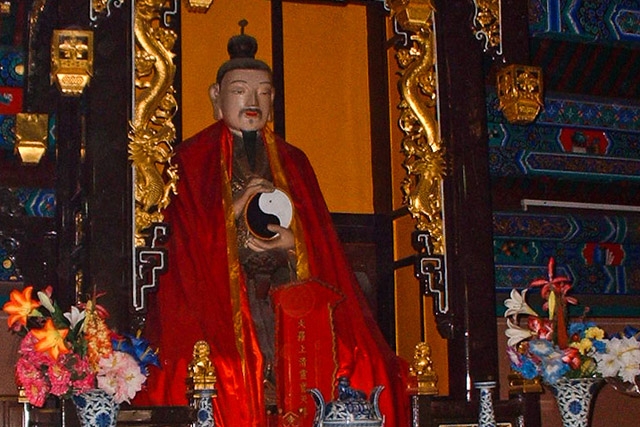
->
xmin=390 ymin=0 xmax=446 ymax=254
xmin=130 ymin=0 xmax=179 ymax=246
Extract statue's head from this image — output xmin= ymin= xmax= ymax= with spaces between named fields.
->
xmin=209 ymin=21 xmax=274 ymax=133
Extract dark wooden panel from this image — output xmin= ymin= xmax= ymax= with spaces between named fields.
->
xmin=435 ymin=0 xmax=499 ymax=396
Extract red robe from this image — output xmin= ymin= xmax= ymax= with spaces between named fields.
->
xmin=139 ymin=121 xmax=409 ymax=427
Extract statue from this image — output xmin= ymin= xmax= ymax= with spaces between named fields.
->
xmin=408 ymin=341 xmax=438 ymax=395
xmin=186 ymin=340 xmax=217 ymax=394
xmin=139 ymin=22 xmax=409 ymax=427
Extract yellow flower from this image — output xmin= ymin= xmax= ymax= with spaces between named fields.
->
xmin=580 ymin=357 xmax=596 ymax=376
xmin=2 ymin=286 xmax=41 ymax=327
xmin=84 ymin=300 xmax=113 ymax=369
xmin=585 ymin=326 xmax=605 ymax=340
xmin=31 ymin=318 xmax=70 ymax=360
xmin=570 ymin=337 xmax=593 ymax=355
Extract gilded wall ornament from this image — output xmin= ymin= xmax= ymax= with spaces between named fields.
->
xmin=50 ymin=29 xmax=93 ymax=96
xmin=130 ymin=0 xmax=179 ymax=247
xmin=90 ymin=0 xmax=124 ymax=24
xmin=15 ymin=113 xmax=48 ymax=164
xmin=472 ymin=0 xmax=502 ymax=55
xmin=497 ymin=64 xmax=544 ymax=125
xmin=389 ymin=0 xmax=446 ymax=255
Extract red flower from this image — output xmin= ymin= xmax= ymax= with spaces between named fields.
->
xmin=562 ymin=347 xmax=581 ymax=370
xmin=529 ymin=257 xmax=578 ymax=349
xmin=528 ymin=317 xmax=554 ymax=340
xmin=529 ymin=257 xmax=578 ymax=308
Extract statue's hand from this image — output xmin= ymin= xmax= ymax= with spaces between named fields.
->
xmin=246 ymin=224 xmax=295 ymax=252
xmin=233 ymin=177 xmax=275 ymax=219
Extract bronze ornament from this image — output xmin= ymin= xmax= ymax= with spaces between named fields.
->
xmin=129 ymin=0 xmax=179 ymax=246
xmin=389 ymin=0 xmax=446 ymax=255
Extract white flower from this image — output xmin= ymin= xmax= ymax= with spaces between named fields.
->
xmin=63 ymin=306 xmax=86 ymax=329
xmin=595 ymin=351 xmax=622 ymax=378
xmin=505 ymin=318 xmax=535 ymax=347
xmin=595 ymin=337 xmax=640 ymax=382
xmin=37 ymin=291 xmax=56 ymax=314
xmin=620 ymin=361 xmax=640 ymax=383
xmin=504 ymin=289 xmax=538 ymax=319
xmin=97 ymin=351 xmax=146 ymax=404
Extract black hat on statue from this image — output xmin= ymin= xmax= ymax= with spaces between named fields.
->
xmin=216 ymin=19 xmax=272 ymax=84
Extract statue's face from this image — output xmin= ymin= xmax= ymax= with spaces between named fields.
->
xmin=210 ymin=68 xmax=274 ymax=133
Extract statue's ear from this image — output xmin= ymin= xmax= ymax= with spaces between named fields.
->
xmin=267 ymin=89 xmax=275 ymax=122
xmin=209 ymin=83 xmax=222 ymax=120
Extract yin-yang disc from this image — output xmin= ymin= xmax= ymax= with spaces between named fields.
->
xmin=245 ymin=189 xmax=293 ymax=239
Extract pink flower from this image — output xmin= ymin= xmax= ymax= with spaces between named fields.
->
xmin=16 ymin=358 xmax=44 ymax=384
xmin=67 ymin=355 xmax=96 ymax=394
xmin=48 ymin=362 xmax=72 ymax=396
xmin=19 ymin=332 xmax=40 ymax=355
xmin=507 ymin=346 xmax=523 ymax=367
xmin=18 ymin=364 xmax=50 ymax=407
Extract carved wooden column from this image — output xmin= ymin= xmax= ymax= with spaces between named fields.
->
xmin=391 ymin=0 xmax=541 ymax=424
xmin=389 ymin=0 xmax=497 ymax=399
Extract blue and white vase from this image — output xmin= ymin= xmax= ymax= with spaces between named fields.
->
xmin=72 ymin=389 xmax=120 ymax=427
xmin=475 ymin=381 xmax=497 ymax=427
xmin=549 ymin=377 xmax=603 ymax=427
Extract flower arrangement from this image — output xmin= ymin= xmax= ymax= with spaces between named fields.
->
xmin=504 ymin=257 xmax=640 ymax=386
xmin=3 ymin=285 xmax=159 ymax=406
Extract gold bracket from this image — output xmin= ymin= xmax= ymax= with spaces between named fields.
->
xmin=497 ymin=64 xmax=544 ymax=125
xmin=472 ymin=0 xmax=502 ymax=55
xmin=51 ymin=29 xmax=93 ymax=96
xmin=185 ymin=0 xmax=214 ymax=13
xmin=90 ymin=0 xmax=125 ymax=24
xmin=507 ymin=371 xmax=542 ymax=394
xmin=15 ymin=113 xmax=48 ymax=165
